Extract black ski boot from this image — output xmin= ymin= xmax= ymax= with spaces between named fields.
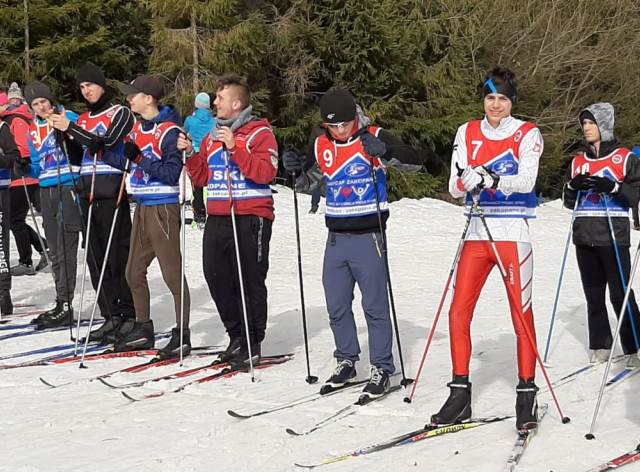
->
xmin=157 ymin=327 xmax=191 ymax=360
xmin=114 ymin=320 xmax=154 ymax=352
xmin=361 ymin=366 xmax=390 ymax=398
xmin=218 ymin=336 xmax=242 ymax=363
xmin=430 ymin=376 xmax=472 ymax=425
xmin=87 ymin=316 xmax=122 ymax=343
xmin=106 ymin=316 xmax=135 ymax=344
xmin=31 ymin=300 xmax=63 ymax=324
xmin=234 ymin=341 xmax=261 ymax=366
xmin=35 ymin=301 xmax=73 ymax=331
xmin=515 ymin=378 xmax=539 ymax=430
xmin=324 ymin=359 xmax=357 ymax=387
xmin=0 ymin=290 xmax=13 ymax=315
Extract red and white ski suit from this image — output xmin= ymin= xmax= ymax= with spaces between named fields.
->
xmin=448 ymin=116 xmax=544 ymax=379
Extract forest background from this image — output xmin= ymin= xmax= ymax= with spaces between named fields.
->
xmin=1 ymin=0 xmax=639 ymax=200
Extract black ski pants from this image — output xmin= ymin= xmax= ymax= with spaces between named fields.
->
xmin=576 ymin=244 xmax=640 ymax=354
xmin=203 ymin=215 xmax=272 ymax=345
xmin=10 ymin=184 xmax=47 ymax=265
xmin=80 ymin=197 xmax=135 ymax=319
xmin=0 ymin=188 xmax=11 ymax=292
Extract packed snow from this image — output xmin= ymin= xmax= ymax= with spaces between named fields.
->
xmin=1 ymin=187 xmax=638 ymax=472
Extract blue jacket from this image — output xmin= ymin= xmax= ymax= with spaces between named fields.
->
xmin=184 ymin=108 xmax=216 ymax=152
xmin=29 ymin=109 xmax=80 ymax=188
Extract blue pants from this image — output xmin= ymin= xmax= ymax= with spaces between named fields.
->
xmin=322 ymin=232 xmax=395 ymax=374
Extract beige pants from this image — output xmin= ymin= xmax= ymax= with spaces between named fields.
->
xmin=126 ymin=203 xmax=190 ymax=327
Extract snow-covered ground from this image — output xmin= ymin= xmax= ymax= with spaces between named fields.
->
xmin=1 ymin=187 xmax=639 ymax=472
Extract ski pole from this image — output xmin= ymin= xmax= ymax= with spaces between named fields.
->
xmin=79 ymin=162 xmax=130 ymax=367
xmin=20 ymin=177 xmax=53 ymax=279
xmin=586 ymin=235 xmax=640 ymax=440
xmin=54 ymin=146 xmax=73 ymax=340
xmin=404 ymin=209 xmax=473 ymax=403
xmin=179 ymin=150 xmax=187 ymax=367
xmin=74 ymin=151 xmax=98 ymax=355
xmin=474 ymin=200 xmax=570 ymax=424
xmin=291 ymin=172 xmax=318 ymax=384
xmin=543 ymin=191 xmax=581 ymax=363
xmin=224 ymin=145 xmax=255 ymax=381
xmin=366 ymin=151 xmax=411 ymax=387
xmin=603 ymin=195 xmax=640 ymax=350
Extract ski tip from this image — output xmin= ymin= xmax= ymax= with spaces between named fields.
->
xmin=97 ymin=377 xmax=116 ymax=388
xmin=39 ymin=377 xmax=56 ymax=388
xmin=121 ymin=391 xmax=138 ymax=402
xmin=585 ymin=433 xmax=596 ymax=440
xmin=285 ymin=428 xmax=302 ymax=436
xmin=227 ymin=409 xmax=250 ymax=420
xmin=293 ymin=463 xmax=315 ymax=469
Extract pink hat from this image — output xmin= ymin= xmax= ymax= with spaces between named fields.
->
xmin=0 ymin=93 xmax=8 ymax=106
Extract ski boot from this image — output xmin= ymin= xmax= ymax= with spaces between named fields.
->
xmin=114 ymin=320 xmax=154 ymax=352
xmin=157 ymin=327 xmax=191 ymax=360
xmin=430 ymin=375 xmax=472 ymax=426
xmin=35 ymin=300 xmax=73 ymax=330
xmin=515 ymin=378 xmax=539 ymax=430
xmin=361 ymin=365 xmax=390 ymax=399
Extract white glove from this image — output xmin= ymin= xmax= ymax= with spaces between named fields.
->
xmin=461 ymin=166 xmax=497 ymax=192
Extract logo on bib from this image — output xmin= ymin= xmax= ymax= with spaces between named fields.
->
xmin=345 ymin=163 xmax=368 ymax=178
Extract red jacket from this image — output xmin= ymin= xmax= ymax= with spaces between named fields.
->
xmin=0 ymin=104 xmax=38 ymax=187
xmin=187 ymin=118 xmax=278 ymax=220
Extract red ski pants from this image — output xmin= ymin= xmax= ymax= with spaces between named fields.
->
xmin=449 ymin=241 xmax=537 ymax=379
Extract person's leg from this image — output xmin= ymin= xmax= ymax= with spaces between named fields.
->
xmin=9 ymin=186 xmax=34 ymax=266
xmin=125 ymin=205 xmax=156 ymax=323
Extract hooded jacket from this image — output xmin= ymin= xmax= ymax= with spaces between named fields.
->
xmin=0 ymin=104 xmax=38 ymax=187
xmin=563 ymin=103 xmax=640 ymax=246
xmin=184 ymin=108 xmax=216 ymax=153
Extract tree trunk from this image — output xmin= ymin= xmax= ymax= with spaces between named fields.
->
xmin=24 ymin=0 xmax=30 ymax=79
xmin=191 ymin=8 xmax=198 ymax=95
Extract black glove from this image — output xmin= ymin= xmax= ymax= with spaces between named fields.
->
xmin=86 ymin=136 xmax=105 ymax=156
xmin=124 ymin=141 xmax=142 ymax=163
xmin=361 ymin=132 xmax=387 ymax=158
xmin=282 ymin=149 xmax=305 ymax=175
xmin=587 ymin=176 xmax=617 ymax=194
xmin=12 ymin=156 xmax=31 ymax=179
xmin=568 ymin=173 xmax=590 ymax=191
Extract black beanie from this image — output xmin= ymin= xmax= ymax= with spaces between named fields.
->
xmin=24 ymin=81 xmax=55 ymax=106
xmin=320 ymin=88 xmax=357 ymax=124
xmin=77 ymin=63 xmax=107 ymax=89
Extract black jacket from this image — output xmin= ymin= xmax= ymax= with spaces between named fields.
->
xmin=563 ymin=140 xmax=640 ymax=246
xmin=0 ymin=122 xmax=20 ymax=171
xmin=65 ymin=96 xmax=135 ymax=200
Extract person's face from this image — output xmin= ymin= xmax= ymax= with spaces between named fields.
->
xmin=326 ymin=120 xmax=356 ymax=141
xmin=80 ymin=82 xmax=105 ymax=104
xmin=127 ymin=92 xmax=151 ymax=114
xmin=483 ymin=93 xmax=512 ymax=125
xmin=8 ymin=98 xmax=21 ymax=106
xmin=582 ymin=119 xmax=601 ymax=143
xmin=30 ymin=98 xmax=54 ymax=119
xmin=214 ymin=86 xmax=241 ymax=120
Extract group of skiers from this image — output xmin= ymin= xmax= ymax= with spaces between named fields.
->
xmin=1 ymin=63 xmax=639 ymax=431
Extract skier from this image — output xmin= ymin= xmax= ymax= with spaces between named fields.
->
xmin=49 ymin=63 xmax=136 ymax=344
xmin=0 ymin=113 xmax=22 ymax=314
xmin=177 ymin=74 xmax=278 ymax=364
xmin=98 ymin=75 xmax=190 ymax=358
xmin=431 ymin=67 xmax=544 ymax=429
xmin=563 ymin=103 xmax=640 ymax=367
xmin=283 ymin=88 xmax=423 ymax=397
xmin=0 ymin=98 xmax=49 ymax=275
xmin=24 ymin=81 xmax=82 ymax=330
xmin=183 ymin=92 xmax=216 ymax=226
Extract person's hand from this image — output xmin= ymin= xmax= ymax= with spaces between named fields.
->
xmin=587 ymin=175 xmax=617 ymax=194
xmin=361 ymin=133 xmax=386 ymax=158
xmin=215 ymin=126 xmax=236 ymax=149
xmin=124 ymin=141 xmax=142 ymax=163
xmin=460 ymin=166 xmax=497 ymax=192
xmin=12 ymin=156 xmax=30 ymax=179
xmin=177 ymin=133 xmax=193 ymax=155
xmin=568 ymin=173 xmax=591 ymax=191
xmin=86 ymin=137 xmax=105 ymax=156
xmin=50 ymin=113 xmax=70 ymax=132
xmin=282 ymin=149 xmax=305 ymax=175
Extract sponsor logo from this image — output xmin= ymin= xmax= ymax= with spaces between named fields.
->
xmin=612 ymin=154 xmax=623 ymax=164
xmin=345 ymin=163 xmax=368 ymax=178
xmin=352 ymin=184 xmax=370 ymax=200
xmin=514 ymin=130 xmax=523 ymax=142
xmin=492 ymin=160 xmax=517 ymax=175
xmin=327 ymin=113 xmax=335 ymax=119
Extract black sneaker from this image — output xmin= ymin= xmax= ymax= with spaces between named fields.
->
xmin=361 ymin=366 xmax=390 ymax=398
xmin=218 ymin=337 xmax=242 ymax=363
xmin=157 ymin=327 xmax=191 ymax=360
xmin=515 ymin=378 xmax=539 ymax=430
xmin=11 ymin=262 xmax=36 ymax=276
xmin=430 ymin=375 xmax=472 ymax=425
xmin=87 ymin=316 xmax=122 ymax=343
xmin=324 ymin=359 xmax=357 ymax=387
xmin=114 ymin=320 xmax=154 ymax=352
xmin=35 ymin=301 xmax=73 ymax=331
xmin=106 ymin=316 xmax=135 ymax=344
xmin=0 ymin=291 xmax=12 ymax=315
